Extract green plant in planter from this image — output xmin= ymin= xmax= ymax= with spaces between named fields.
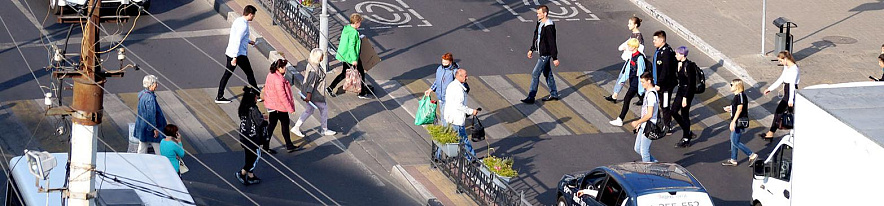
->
xmin=482 ymin=156 xmax=517 ymax=178
xmin=427 ymin=125 xmax=459 ymax=144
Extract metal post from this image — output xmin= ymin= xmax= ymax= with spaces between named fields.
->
xmin=68 ymin=0 xmax=103 ymax=204
xmin=319 ymin=0 xmax=329 ymax=72
xmin=271 ymin=0 xmax=277 ymax=25
xmin=761 ymin=0 xmax=766 ymax=56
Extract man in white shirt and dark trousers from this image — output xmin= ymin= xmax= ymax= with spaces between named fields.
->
xmin=445 ymin=69 xmax=478 ymax=158
xmin=521 ymin=5 xmax=560 ymax=104
xmin=216 ymin=5 xmax=259 ymax=104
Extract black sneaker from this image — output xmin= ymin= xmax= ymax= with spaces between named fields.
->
xmin=246 ymin=175 xmax=261 ymax=185
xmin=286 ymin=146 xmax=302 ymax=153
xmin=634 ymin=99 xmax=643 ymax=106
xmin=357 ymin=94 xmax=371 ymax=99
xmin=604 ymin=95 xmax=617 ymax=103
xmin=520 ymin=98 xmax=535 ymax=104
xmin=326 ymin=87 xmax=337 ymax=97
xmin=541 ymin=96 xmax=560 ymax=101
xmin=215 ymin=97 xmax=232 ymax=104
xmin=235 ymin=172 xmax=248 ymax=185
xmin=675 ymin=138 xmax=691 ymax=148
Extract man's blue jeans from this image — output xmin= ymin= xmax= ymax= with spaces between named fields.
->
xmin=634 ymin=127 xmax=657 ymax=162
xmin=453 ymin=124 xmax=476 ymax=159
xmin=730 ymin=128 xmax=754 ymax=160
xmin=527 ymin=55 xmax=558 ymax=99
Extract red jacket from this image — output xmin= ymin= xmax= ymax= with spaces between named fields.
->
xmin=263 ymin=72 xmax=295 ymax=112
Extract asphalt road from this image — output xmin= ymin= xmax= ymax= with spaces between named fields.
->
xmin=0 ymin=0 xmax=421 ymax=205
xmin=329 ymin=0 xmax=774 ymax=205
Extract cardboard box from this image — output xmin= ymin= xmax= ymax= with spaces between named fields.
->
xmin=359 ymin=37 xmax=381 ymax=72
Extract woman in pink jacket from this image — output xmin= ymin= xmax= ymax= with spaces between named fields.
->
xmin=263 ymin=59 xmax=299 ymax=153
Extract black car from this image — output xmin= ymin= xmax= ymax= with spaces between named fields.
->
xmin=556 ymin=162 xmax=714 ymax=206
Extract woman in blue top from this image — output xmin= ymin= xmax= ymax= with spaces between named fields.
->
xmin=160 ymin=124 xmax=186 ymax=174
xmin=424 ymin=52 xmax=459 ymax=120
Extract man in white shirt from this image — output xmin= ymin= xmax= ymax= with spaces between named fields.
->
xmin=444 ymin=69 xmax=478 ymax=157
xmin=216 ymin=5 xmax=259 ymax=104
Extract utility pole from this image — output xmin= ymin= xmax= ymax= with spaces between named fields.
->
xmin=50 ymin=0 xmax=127 ymax=205
xmin=67 ymin=0 xmax=103 ymax=204
xmin=319 ymin=0 xmax=329 ymax=72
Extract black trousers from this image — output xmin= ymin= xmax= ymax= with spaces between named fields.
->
xmin=242 ymin=147 xmax=260 ymax=172
xmin=218 ymin=55 xmax=259 ymax=99
xmin=670 ymin=93 xmax=694 ymax=139
xmin=658 ymin=86 xmax=674 ymax=127
xmin=769 ymin=84 xmax=794 ymax=133
xmin=328 ymin=58 xmax=368 ymax=96
xmin=618 ymin=78 xmax=640 ymax=120
xmin=268 ymin=111 xmax=293 ymax=149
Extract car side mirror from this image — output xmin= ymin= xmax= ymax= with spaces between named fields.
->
xmin=567 ymin=179 xmax=578 ymax=188
xmin=752 ymin=159 xmax=767 ymax=176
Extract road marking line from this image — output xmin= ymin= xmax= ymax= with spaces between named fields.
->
xmin=481 ymin=75 xmax=572 ymax=136
xmin=395 ymin=0 xmax=411 ymax=8
xmin=155 ymin=91 xmax=227 ymax=154
xmin=407 ymin=9 xmax=426 ymax=20
xmin=398 ymin=25 xmax=413 ymax=28
xmin=550 ymin=74 xmax=624 ymax=133
xmin=502 ymin=5 xmax=520 ymax=15
xmin=585 ymin=14 xmax=600 ymax=21
xmin=507 ymin=74 xmax=598 ymax=135
xmin=566 ymin=18 xmax=580 ymax=21
xmin=496 ymin=0 xmax=506 ymax=4
xmin=468 ymin=18 xmax=491 ymax=32
xmin=574 ymin=2 xmax=593 ymax=13
xmin=418 ymin=20 xmax=433 ymax=26
xmin=518 ymin=16 xmax=532 ymax=22
xmin=371 ymin=26 xmax=393 ymax=29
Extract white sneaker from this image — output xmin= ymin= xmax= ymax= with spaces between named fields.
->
xmin=321 ymin=129 xmax=337 ymax=136
xmin=609 ymin=118 xmax=623 ymax=126
xmin=290 ymin=127 xmax=304 ymax=137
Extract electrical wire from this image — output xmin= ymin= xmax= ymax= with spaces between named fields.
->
xmin=0 ymin=15 xmax=48 ymax=95
xmin=95 ymin=171 xmax=196 ymax=205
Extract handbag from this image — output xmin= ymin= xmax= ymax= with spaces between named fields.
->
xmin=736 ymin=117 xmax=750 ymax=128
xmin=177 ymin=157 xmax=189 ymax=174
xmin=342 ymin=66 xmax=363 ymax=93
xmin=470 ymin=116 xmax=486 ymax=142
xmin=778 ymin=111 xmax=794 ymax=129
xmin=414 ymin=96 xmax=436 ymax=125
xmin=642 ymin=91 xmax=666 ymax=140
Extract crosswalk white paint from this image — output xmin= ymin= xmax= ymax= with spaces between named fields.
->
xmin=480 ymin=75 xmax=572 ymax=136
xmin=155 ymin=91 xmax=226 ymax=154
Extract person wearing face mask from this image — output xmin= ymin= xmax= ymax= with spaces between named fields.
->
xmin=425 ymin=53 xmax=459 ymax=121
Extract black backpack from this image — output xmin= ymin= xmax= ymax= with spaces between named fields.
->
xmin=693 ymin=64 xmax=706 ymax=94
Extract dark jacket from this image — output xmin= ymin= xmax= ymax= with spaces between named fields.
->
xmin=675 ymin=59 xmax=698 ymax=98
xmin=653 ymin=44 xmax=677 ymax=89
xmin=529 ymin=20 xmax=558 ymax=60
xmin=239 ymin=106 xmax=267 ymax=150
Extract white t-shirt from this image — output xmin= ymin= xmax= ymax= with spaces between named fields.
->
xmin=641 ymin=89 xmax=659 ymax=126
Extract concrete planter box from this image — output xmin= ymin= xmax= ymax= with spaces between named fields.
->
xmin=433 ymin=141 xmax=459 ymax=157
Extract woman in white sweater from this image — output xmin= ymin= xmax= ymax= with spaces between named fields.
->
xmin=760 ymin=51 xmax=800 ymax=140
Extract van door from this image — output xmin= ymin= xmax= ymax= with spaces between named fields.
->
xmin=755 ymin=144 xmax=793 ymax=206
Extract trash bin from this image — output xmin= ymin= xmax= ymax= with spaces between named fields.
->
xmin=773 ymin=17 xmax=797 ymax=54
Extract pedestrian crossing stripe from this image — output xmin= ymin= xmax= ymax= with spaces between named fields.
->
xmin=175 ymin=89 xmax=243 ymax=152
xmin=505 ymin=73 xmax=599 ymax=135
xmin=558 ymin=72 xmax=639 ymax=131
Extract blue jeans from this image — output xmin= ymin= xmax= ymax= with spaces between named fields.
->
xmin=730 ymin=128 xmax=754 ymax=160
xmin=453 ymin=124 xmax=476 ymax=159
xmin=527 ymin=55 xmax=558 ymax=99
xmin=634 ymin=127 xmax=657 ymax=162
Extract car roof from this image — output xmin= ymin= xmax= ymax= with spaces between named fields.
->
xmin=8 ymin=153 xmax=194 ymax=205
xmin=600 ymin=162 xmax=705 ymax=195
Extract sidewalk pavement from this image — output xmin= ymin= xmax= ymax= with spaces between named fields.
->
xmin=634 ymin=0 xmax=884 ymax=92
xmin=212 ymin=0 xmax=477 ymax=204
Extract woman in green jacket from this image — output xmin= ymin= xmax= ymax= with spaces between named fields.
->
xmin=327 ymin=13 xmax=369 ymax=99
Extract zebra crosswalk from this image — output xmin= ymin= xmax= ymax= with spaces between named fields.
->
xmin=0 ymin=69 xmax=766 ymax=155
xmin=386 ymin=71 xmax=765 ymax=139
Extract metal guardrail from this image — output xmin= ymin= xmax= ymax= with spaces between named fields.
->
xmin=254 ymin=0 xmax=341 ymax=55
xmin=430 ymin=143 xmax=532 ymax=206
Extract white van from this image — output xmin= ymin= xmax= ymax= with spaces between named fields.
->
xmin=5 ymin=152 xmax=194 ymax=206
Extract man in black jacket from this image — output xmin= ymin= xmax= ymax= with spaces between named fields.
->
xmin=651 ymin=30 xmax=677 ymax=132
xmin=521 ymin=5 xmax=560 ymax=104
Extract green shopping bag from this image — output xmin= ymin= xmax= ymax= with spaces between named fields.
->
xmin=414 ymin=95 xmax=437 ymax=125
